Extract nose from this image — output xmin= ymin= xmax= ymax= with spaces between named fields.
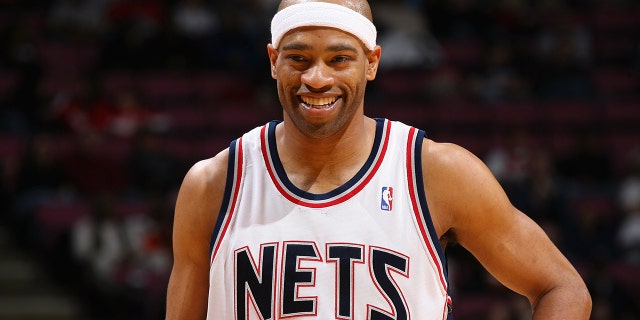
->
xmin=300 ymin=61 xmax=334 ymax=90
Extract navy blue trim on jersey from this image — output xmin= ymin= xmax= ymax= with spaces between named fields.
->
xmin=265 ymin=118 xmax=385 ymax=201
xmin=209 ymin=139 xmax=238 ymax=257
xmin=413 ymin=129 xmax=453 ymax=319
xmin=412 ymin=129 xmax=448 ymax=278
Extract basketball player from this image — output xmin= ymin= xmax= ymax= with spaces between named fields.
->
xmin=166 ymin=0 xmax=592 ymax=319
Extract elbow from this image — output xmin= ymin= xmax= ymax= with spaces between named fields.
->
xmin=562 ymin=279 xmax=593 ymax=318
xmin=569 ymin=275 xmax=592 ymax=317
xmin=577 ymin=283 xmax=593 ymax=317
xmin=531 ymin=278 xmax=593 ymax=319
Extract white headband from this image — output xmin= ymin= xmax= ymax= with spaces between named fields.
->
xmin=271 ymin=2 xmax=377 ymax=50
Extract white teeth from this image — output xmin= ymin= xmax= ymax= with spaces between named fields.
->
xmin=301 ymin=96 xmax=337 ymax=107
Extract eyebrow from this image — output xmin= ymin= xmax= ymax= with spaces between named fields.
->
xmin=281 ymin=42 xmax=359 ymax=53
xmin=327 ymin=44 xmax=359 ymax=53
xmin=282 ymin=43 xmax=311 ymax=51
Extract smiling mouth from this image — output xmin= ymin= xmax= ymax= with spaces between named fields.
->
xmin=300 ymin=96 xmax=339 ymax=109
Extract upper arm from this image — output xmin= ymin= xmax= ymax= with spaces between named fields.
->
xmin=422 ymin=141 xmax=586 ymax=306
xmin=166 ymin=150 xmax=229 ymax=320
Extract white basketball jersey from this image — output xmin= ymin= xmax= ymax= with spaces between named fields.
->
xmin=207 ymin=119 xmax=452 ymax=320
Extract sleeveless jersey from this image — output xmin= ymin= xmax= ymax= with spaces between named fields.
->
xmin=207 ymin=118 xmax=452 ymax=320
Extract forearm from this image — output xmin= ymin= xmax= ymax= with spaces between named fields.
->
xmin=531 ymin=284 xmax=592 ymax=319
xmin=166 ymin=266 xmax=209 ymax=320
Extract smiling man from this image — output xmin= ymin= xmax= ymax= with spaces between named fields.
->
xmin=165 ymin=0 xmax=592 ymax=319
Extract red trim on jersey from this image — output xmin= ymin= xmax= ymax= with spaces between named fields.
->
xmin=260 ymin=124 xmax=283 ymax=200
xmin=211 ymin=138 xmax=244 ymax=264
xmin=260 ymin=122 xmax=391 ymax=208
xmin=405 ymin=127 xmax=448 ymax=291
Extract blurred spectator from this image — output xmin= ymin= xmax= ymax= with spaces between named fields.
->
xmin=49 ymin=73 xmax=113 ymax=137
xmin=616 ymin=155 xmax=640 ymax=264
xmin=485 ymin=129 xmax=533 ymax=189
xmin=169 ymin=0 xmax=219 ymax=69
xmin=534 ymin=2 xmax=592 ymax=63
xmin=72 ymin=194 xmax=128 ymax=282
xmin=172 ymin=0 xmax=218 ymax=38
xmin=49 ymin=76 xmax=166 ymax=140
xmin=374 ymin=1 xmax=443 ymax=70
xmin=72 ymin=194 xmax=172 ymax=319
xmin=107 ymin=88 xmax=154 ymax=139
xmin=120 ymin=198 xmax=173 ymax=319
xmin=70 ymin=193 xmax=143 ymax=318
xmin=616 ymin=204 xmax=640 ymax=263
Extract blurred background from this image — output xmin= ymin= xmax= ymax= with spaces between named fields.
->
xmin=0 ymin=0 xmax=638 ymax=319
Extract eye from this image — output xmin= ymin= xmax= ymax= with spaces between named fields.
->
xmin=287 ymin=54 xmax=307 ymax=62
xmin=331 ymin=56 xmax=352 ymax=63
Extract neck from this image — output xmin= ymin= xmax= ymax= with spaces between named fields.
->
xmin=276 ymin=116 xmax=377 ymax=193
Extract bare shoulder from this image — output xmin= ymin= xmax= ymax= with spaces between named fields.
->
xmin=421 ymin=139 xmax=488 ymax=175
xmin=178 ymin=149 xmax=229 ymax=212
xmin=181 ymin=149 xmax=230 ymax=197
xmin=173 ymin=149 xmax=230 ymax=258
xmin=420 ymin=139 xmax=512 ymax=239
xmin=420 ymin=139 xmax=505 ymax=206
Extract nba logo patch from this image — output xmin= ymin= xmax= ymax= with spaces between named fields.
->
xmin=381 ymin=187 xmax=393 ymax=211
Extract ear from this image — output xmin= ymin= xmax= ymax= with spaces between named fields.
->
xmin=267 ymin=44 xmax=278 ymax=79
xmin=365 ymin=45 xmax=382 ymax=81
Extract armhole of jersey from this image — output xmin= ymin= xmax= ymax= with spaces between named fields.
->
xmin=407 ymin=128 xmax=453 ymax=317
xmin=209 ymin=138 xmax=243 ymax=262
xmin=411 ymin=130 xmax=448 ymax=276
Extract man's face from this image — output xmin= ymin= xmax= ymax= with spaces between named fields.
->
xmin=268 ymin=26 xmax=379 ymax=139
